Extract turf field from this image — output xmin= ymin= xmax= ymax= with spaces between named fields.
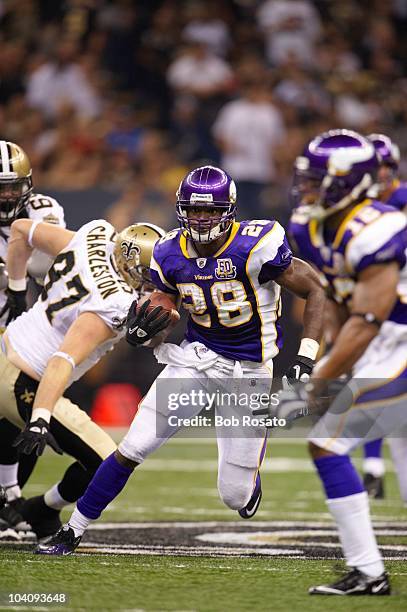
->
xmin=1 ymin=434 xmax=406 ymax=611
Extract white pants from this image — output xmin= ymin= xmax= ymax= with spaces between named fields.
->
xmin=309 ymin=322 xmax=407 ymax=455
xmin=119 ymin=341 xmax=271 ymax=510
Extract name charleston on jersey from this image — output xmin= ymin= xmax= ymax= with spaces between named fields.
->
xmin=151 ymin=220 xmax=293 ymax=364
xmin=7 ymin=219 xmax=135 ymax=384
xmin=86 ymin=223 xmax=130 ymax=299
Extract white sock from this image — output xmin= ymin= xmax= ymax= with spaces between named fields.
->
xmin=44 ymin=484 xmax=69 ymax=510
xmin=68 ymin=507 xmax=92 ymax=538
xmin=363 ymin=457 xmax=385 ymax=478
xmin=388 ymin=436 xmax=407 ymax=503
xmin=5 ymin=484 xmax=21 ymax=502
xmin=327 ymin=491 xmax=384 ymax=577
xmin=0 ymin=463 xmax=19 ymax=488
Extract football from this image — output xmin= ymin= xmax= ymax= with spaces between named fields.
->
xmin=137 ymin=291 xmax=180 ymax=326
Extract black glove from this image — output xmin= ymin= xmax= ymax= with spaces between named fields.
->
xmin=0 ymin=287 xmax=27 ymax=325
xmin=283 ymin=355 xmax=314 ymax=389
xmin=12 ymin=418 xmax=63 ymax=457
xmin=126 ymin=299 xmax=171 ymax=347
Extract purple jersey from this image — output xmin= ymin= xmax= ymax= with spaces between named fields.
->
xmin=151 ymin=220 xmax=292 ymax=363
xmin=289 ymin=199 xmax=407 ymax=325
xmin=386 ymin=181 xmax=407 ymax=212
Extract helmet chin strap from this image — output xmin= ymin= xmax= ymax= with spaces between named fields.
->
xmin=308 ymin=173 xmax=373 ymax=221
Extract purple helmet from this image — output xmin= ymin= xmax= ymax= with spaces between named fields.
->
xmin=367 ymin=133 xmax=400 ymax=169
xmin=292 ymin=129 xmax=378 ymax=220
xmin=176 ymin=165 xmax=237 ymax=243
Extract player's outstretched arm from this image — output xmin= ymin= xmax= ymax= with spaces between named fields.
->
xmin=13 ymin=312 xmax=115 ymax=456
xmin=275 ymin=257 xmax=326 ymax=386
xmin=315 ymin=263 xmax=399 ymax=380
xmin=7 ymin=219 xmax=75 ymax=283
xmin=276 ymin=257 xmax=326 ymax=346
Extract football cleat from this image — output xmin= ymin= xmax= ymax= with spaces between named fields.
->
xmin=363 ymin=473 xmax=385 ymax=499
xmin=0 ymin=497 xmax=32 ymax=534
xmin=238 ymin=473 xmax=262 ymax=519
xmin=35 ymin=525 xmax=82 ymax=556
xmin=309 ymin=568 xmax=391 ymax=596
xmin=20 ymin=495 xmax=62 ymax=540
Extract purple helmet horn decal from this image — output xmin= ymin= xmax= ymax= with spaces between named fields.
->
xmin=291 ymin=129 xmax=379 ymax=219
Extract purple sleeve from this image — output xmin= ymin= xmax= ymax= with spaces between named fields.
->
xmin=355 ymin=231 xmax=407 ymax=274
xmin=258 ymin=234 xmax=293 ymax=283
xmin=150 ymin=268 xmax=178 ymax=294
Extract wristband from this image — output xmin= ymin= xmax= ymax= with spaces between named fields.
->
xmin=28 ymin=220 xmax=41 ymax=248
xmin=31 ymin=408 xmax=51 ymax=423
xmin=8 ymin=278 xmax=27 ymax=291
xmin=298 ymin=338 xmax=319 ymax=361
xmin=350 ymin=312 xmax=383 ymax=328
xmin=52 ymin=351 xmax=76 ymax=369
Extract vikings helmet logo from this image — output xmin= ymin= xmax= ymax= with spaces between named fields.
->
xmin=120 ymin=240 xmax=141 ymax=263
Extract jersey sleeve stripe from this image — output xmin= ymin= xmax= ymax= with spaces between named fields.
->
xmin=151 ymin=254 xmax=177 ymax=291
xmin=346 ymin=212 xmax=407 ymax=271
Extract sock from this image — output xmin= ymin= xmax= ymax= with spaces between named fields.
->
xmin=5 ymin=484 xmax=21 ymax=502
xmin=0 ymin=463 xmax=19 ymax=488
xmin=68 ymin=507 xmax=92 ymax=538
xmin=363 ymin=439 xmax=385 ymax=477
xmin=363 ymin=457 xmax=385 ymax=478
xmin=44 ymin=484 xmax=69 ymax=510
xmin=314 ymin=454 xmax=364 ymax=498
xmin=76 ymin=453 xmax=133 ymax=521
xmin=314 ymin=455 xmax=384 ymax=577
xmin=328 ymin=493 xmax=384 ymax=577
xmin=388 ymin=437 xmax=407 ymax=503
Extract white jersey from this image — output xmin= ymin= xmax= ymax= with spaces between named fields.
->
xmin=0 ymin=192 xmax=65 ymax=327
xmin=7 ymin=219 xmax=135 ymax=384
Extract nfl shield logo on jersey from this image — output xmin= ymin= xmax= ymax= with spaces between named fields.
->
xmin=196 ymin=258 xmax=207 ymax=268
xmin=215 ymin=258 xmax=236 ymax=280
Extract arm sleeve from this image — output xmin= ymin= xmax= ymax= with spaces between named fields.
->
xmin=258 ymin=231 xmax=293 ymax=283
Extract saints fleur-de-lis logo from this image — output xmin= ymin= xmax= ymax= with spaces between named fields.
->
xmin=121 ymin=240 xmax=140 ymax=262
xmin=20 ymin=389 xmax=35 ymax=404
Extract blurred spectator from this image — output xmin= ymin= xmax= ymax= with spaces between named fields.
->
xmin=182 ymin=1 xmax=231 ymax=57
xmin=213 ymin=75 xmax=285 ymax=217
xmin=167 ymin=41 xmax=234 ymax=100
xmin=26 ymin=38 xmax=101 ymax=119
xmin=257 ymin=0 xmax=322 ymax=67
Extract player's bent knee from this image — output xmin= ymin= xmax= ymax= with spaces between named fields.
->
xmin=308 ymin=440 xmax=336 ymax=459
xmin=218 ymin=480 xmax=252 ymax=510
xmin=114 ymin=449 xmax=138 ymax=470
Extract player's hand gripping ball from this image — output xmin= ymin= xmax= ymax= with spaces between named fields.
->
xmin=126 ymin=293 xmax=180 ymax=347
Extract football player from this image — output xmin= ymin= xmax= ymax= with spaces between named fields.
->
xmin=368 ymin=133 xmax=407 ymax=212
xmin=37 ymin=164 xmax=326 ymax=555
xmin=0 ymin=141 xmax=65 ymax=536
xmin=360 ymin=134 xmax=407 ymax=498
xmin=0 ymin=217 xmax=166 ymax=540
xmin=283 ymin=129 xmax=407 ymax=594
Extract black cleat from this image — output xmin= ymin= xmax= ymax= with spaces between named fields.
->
xmin=0 ymin=498 xmax=32 ymax=534
xmin=363 ymin=473 xmax=384 ymax=499
xmin=309 ymin=568 xmax=391 ymax=595
xmin=238 ymin=473 xmax=262 ymax=519
xmin=20 ymin=495 xmax=62 ymax=540
xmin=36 ymin=526 xmax=82 ymax=556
